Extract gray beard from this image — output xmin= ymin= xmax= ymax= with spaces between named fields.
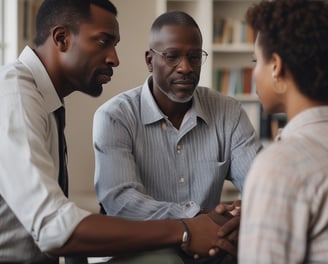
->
xmin=157 ymin=84 xmax=193 ymax=103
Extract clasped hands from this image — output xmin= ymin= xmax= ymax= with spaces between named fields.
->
xmin=181 ymin=200 xmax=241 ymax=260
xmin=207 ymin=200 xmax=241 ymax=259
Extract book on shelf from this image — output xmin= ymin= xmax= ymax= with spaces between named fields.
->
xmin=270 ymin=113 xmax=287 ymax=139
xmin=216 ymin=67 xmax=256 ymax=97
xmin=241 ymin=101 xmax=261 ymax=137
xmin=259 ymin=105 xmax=271 ymax=139
xmin=213 ymin=17 xmax=254 ymax=45
xmin=259 ymin=105 xmax=287 ymax=140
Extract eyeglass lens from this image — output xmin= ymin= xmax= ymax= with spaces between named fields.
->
xmin=166 ymin=50 xmax=207 ymax=66
xmin=152 ymin=49 xmax=207 ymax=67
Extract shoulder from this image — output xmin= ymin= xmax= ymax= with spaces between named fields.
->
xmin=194 ymin=87 xmax=254 ymax=136
xmin=195 ymin=86 xmax=242 ymax=116
xmin=246 ymin=138 xmax=312 ymax=193
xmin=93 ymin=86 xmax=144 ymax=131
xmin=0 ymin=61 xmax=48 ymax=116
xmin=1 ymin=61 xmax=34 ymax=94
xmin=96 ymin=86 xmax=142 ymax=115
xmin=251 ymin=140 xmax=298 ymax=172
xmin=196 ymin=86 xmax=240 ymax=103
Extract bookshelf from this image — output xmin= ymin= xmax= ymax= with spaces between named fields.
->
xmin=155 ymin=0 xmax=273 ymax=138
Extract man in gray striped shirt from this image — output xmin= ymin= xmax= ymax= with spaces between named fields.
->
xmin=93 ymin=11 xmax=262 ymax=264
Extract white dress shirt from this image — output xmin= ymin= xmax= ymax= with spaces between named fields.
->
xmin=0 ymin=46 xmax=90 ymax=262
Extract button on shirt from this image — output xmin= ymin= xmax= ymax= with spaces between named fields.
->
xmin=239 ymin=106 xmax=328 ymax=263
xmin=93 ymin=77 xmax=262 ymax=220
xmin=0 ymin=46 xmax=90 ymax=261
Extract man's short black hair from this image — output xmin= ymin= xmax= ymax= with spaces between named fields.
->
xmin=151 ymin=11 xmax=200 ymax=35
xmin=90 ymin=0 xmax=117 ymax=14
xmin=34 ymin=0 xmax=117 ymax=46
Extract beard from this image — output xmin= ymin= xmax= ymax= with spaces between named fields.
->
xmin=157 ymin=84 xmax=193 ymax=103
xmin=80 ymin=82 xmax=103 ymax=97
xmin=80 ymin=73 xmax=105 ymax=97
xmin=88 ymin=85 xmax=103 ymax=97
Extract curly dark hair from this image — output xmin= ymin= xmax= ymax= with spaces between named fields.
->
xmin=246 ymin=0 xmax=328 ymax=103
xmin=34 ymin=0 xmax=117 ymax=46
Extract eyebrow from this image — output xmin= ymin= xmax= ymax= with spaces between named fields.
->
xmin=163 ymin=48 xmax=203 ymax=52
xmin=101 ymin=32 xmax=114 ymax=38
xmin=99 ymin=32 xmax=120 ymax=43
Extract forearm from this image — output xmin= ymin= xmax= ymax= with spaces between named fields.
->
xmin=100 ymin=188 xmax=200 ymax=220
xmin=49 ymin=214 xmax=183 ymax=257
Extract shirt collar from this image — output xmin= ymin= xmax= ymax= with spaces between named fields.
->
xmin=18 ymin=46 xmax=63 ymax=113
xmin=140 ymin=76 xmax=208 ymax=125
xmin=279 ymin=106 xmax=328 ymax=140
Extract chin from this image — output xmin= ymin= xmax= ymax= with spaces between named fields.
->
xmin=83 ymin=85 xmax=103 ymax=97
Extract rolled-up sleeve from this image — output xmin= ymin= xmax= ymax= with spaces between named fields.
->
xmin=0 ymin=85 xmax=90 ymax=252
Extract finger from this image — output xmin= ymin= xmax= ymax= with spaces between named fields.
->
xmin=226 ymin=200 xmax=241 ymax=216
xmin=214 ymin=204 xmax=228 ymax=214
xmin=217 ymin=216 xmax=240 ymax=237
xmin=208 ymin=210 xmax=232 ymax=226
xmin=233 ymin=200 xmax=241 ymax=207
xmin=227 ymin=229 xmax=239 ymax=243
xmin=208 ymin=247 xmax=220 ymax=256
xmin=229 ymin=207 xmax=241 ymax=216
xmin=215 ymin=203 xmax=234 ymax=214
xmin=215 ymin=238 xmax=237 ymax=257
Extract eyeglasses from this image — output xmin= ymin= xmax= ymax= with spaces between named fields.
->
xmin=150 ymin=48 xmax=208 ymax=67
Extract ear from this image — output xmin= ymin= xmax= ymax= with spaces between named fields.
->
xmin=271 ymin=52 xmax=283 ymax=78
xmin=145 ymin=50 xmax=153 ymax=72
xmin=52 ymin=26 xmax=70 ymax=52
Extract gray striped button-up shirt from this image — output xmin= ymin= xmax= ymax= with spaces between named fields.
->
xmin=93 ymin=77 xmax=262 ymax=220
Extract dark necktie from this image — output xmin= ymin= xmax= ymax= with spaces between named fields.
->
xmin=54 ymin=106 xmax=68 ymax=197
xmin=54 ymin=108 xmax=88 ymax=264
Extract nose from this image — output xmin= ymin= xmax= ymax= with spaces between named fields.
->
xmin=105 ymin=47 xmax=120 ymax=67
xmin=176 ymin=55 xmax=193 ymax=73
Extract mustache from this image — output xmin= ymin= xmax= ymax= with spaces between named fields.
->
xmin=96 ymin=67 xmax=113 ymax=77
xmin=171 ymin=76 xmax=197 ymax=85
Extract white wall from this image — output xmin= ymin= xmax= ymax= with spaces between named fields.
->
xmin=1 ymin=0 xmax=18 ymax=64
xmin=66 ymin=0 xmax=158 ymax=211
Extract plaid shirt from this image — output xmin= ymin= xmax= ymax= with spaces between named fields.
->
xmin=239 ymin=106 xmax=328 ymax=263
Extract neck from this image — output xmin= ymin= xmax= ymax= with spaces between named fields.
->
xmin=34 ymin=44 xmax=74 ymax=100
xmin=286 ymin=91 xmax=327 ymax=121
xmin=158 ymin=97 xmax=192 ymax=129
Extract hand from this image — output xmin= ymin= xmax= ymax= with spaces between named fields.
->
xmin=181 ymin=214 xmax=222 ymax=258
xmin=207 ymin=200 xmax=241 ymax=225
xmin=207 ymin=200 xmax=241 ymax=258
xmin=229 ymin=200 xmax=241 ymax=217
xmin=216 ymin=200 xmax=241 ymax=241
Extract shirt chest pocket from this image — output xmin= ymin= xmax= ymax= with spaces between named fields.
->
xmin=190 ymin=160 xmax=231 ymax=206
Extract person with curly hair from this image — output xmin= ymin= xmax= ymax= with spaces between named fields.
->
xmin=239 ymin=0 xmax=328 ymax=263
